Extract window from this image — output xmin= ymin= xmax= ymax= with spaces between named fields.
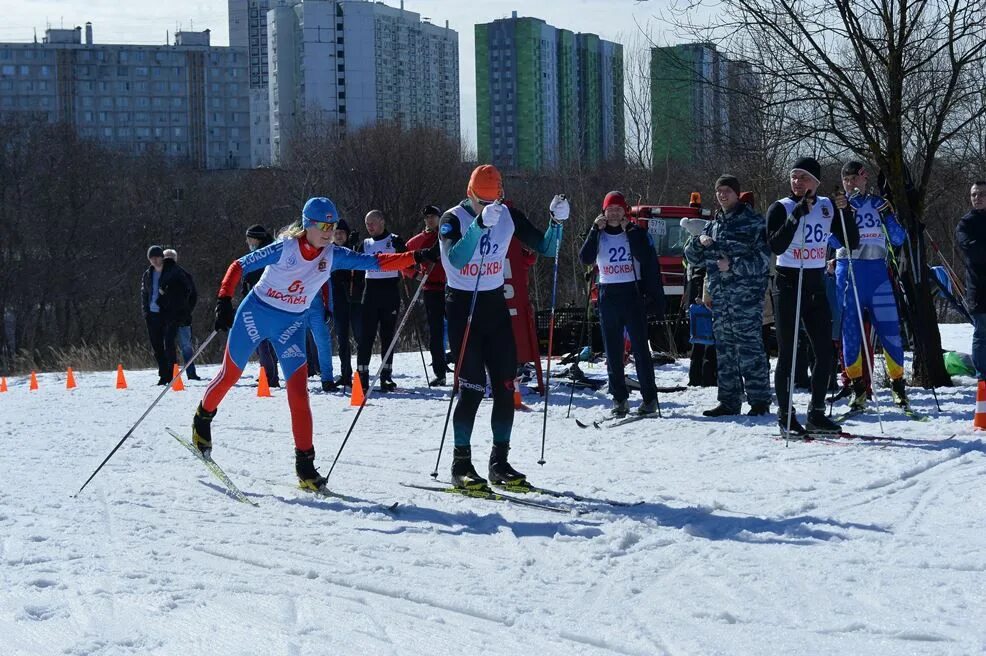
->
xmin=119 ymin=52 xmax=128 ymax=63
xmin=135 ymin=66 xmax=148 ymax=76
xmin=82 ymin=96 xmax=93 ymax=108
xmin=118 ymin=66 xmax=128 ymax=76
xmin=173 ymin=127 xmax=183 ymax=137
xmin=40 ymin=65 xmax=51 ymax=77
xmin=117 ymin=97 xmax=129 ymax=108
xmin=103 ymin=127 xmax=113 ymax=137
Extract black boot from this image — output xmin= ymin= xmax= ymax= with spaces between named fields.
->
xmin=295 ymin=447 xmax=327 ymax=492
xmin=451 ymin=446 xmax=487 ymax=489
xmin=890 ymin=378 xmax=909 ymax=408
xmin=321 ymin=379 xmax=340 ymax=393
xmin=428 ymin=375 xmax=447 ymax=387
xmin=192 ymin=403 xmax=217 ymax=456
xmin=848 ymin=378 xmax=869 ymax=412
xmin=610 ymin=399 xmax=629 ymax=417
xmin=806 ymin=408 xmax=842 ymax=435
xmin=488 ymin=443 xmax=526 ymax=486
xmin=747 ymin=401 xmax=771 ymax=416
xmin=379 ymin=369 xmax=397 ymax=392
xmin=335 ymin=374 xmax=350 ymax=387
xmin=702 ymin=403 xmax=740 ymax=417
xmin=777 ymin=410 xmax=806 ymax=437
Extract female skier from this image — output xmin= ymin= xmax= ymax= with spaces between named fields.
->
xmin=191 ymin=197 xmax=434 ymax=491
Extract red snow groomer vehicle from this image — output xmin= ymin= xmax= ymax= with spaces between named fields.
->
xmin=629 ymin=192 xmax=712 ymax=311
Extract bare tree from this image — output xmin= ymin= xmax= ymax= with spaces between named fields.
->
xmin=661 ymin=0 xmax=986 ymax=386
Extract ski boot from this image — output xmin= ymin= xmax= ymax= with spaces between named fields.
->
xmin=379 ymin=368 xmax=397 ymax=392
xmin=451 ymin=446 xmax=487 ymax=489
xmin=611 ymin=399 xmax=629 ymax=418
xmin=321 ymin=379 xmax=340 ymax=393
xmin=806 ymin=407 xmax=842 ymax=435
xmin=637 ymin=399 xmax=659 ymax=415
xmin=848 ymin=378 xmax=869 ymax=412
xmin=826 ymin=385 xmax=852 ymax=405
xmin=295 ymin=448 xmax=328 ymax=493
xmin=335 ymin=374 xmax=350 ymax=388
xmin=428 ymin=376 xmax=447 ymax=387
xmin=702 ymin=403 xmax=739 ymax=417
xmin=192 ymin=403 xmax=216 ymax=457
xmin=488 ymin=443 xmax=526 ymax=486
xmin=747 ymin=401 xmax=770 ymax=416
xmin=777 ymin=410 xmax=806 ymax=438
xmin=890 ymin=378 xmax=909 ymax=408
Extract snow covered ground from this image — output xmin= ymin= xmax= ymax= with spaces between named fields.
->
xmin=1 ymin=323 xmax=984 ymax=656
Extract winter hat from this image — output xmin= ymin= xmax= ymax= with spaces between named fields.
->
xmin=301 ymin=196 xmax=340 ymax=228
xmin=423 ymin=205 xmax=442 ymax=217
xmin=467 ymin=164 xmax=503 ymax=202
xmin=791 ymin=156 xmax=821 ymax=182
xmin=602 ymin=191 xmax=630 ymax=214
xmin=715 ymin=175 xmax=741 ymax=196
xmin=334 ymin=218 xmax=350 ymax=234
xmin=147 ymin=245 xmax=164 ymax=259
xmin=841 ymin=160 xmax=867 ymax=177
xmin=245 ymin=224 xmax=270 ymax=240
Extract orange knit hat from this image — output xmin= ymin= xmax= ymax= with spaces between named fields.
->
xmin=467 ymin=164 xmax=503 ymax=202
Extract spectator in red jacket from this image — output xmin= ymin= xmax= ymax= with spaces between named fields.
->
xmin=404 ymin=205 xmax=449 ymax=385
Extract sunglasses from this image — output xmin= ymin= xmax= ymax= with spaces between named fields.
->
xmin=476 ymin=197 xmax=500 ymax=207
xmin=313 ymin=221 xmax=337 ymax=232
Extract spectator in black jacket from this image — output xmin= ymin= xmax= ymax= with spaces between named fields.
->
xmin=957 ymin=181 xmax=986 ymax=381
xmin=141 ymin=245 xmax=186 ymax=385
xmin=243 ymin=224 xmax=280 ymax=387
xmin=163 ymin=248 xmax=201 ymax=380
xmin=330 ymin=219 xmax=364 ymax=387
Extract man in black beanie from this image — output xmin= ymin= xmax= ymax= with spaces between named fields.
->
xmin=766 ymin=157 xmax=860 ymax=436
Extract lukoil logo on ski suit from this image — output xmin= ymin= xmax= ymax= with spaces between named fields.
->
xmin=242 ymin=311 xmax=261 ymax=343
xmin=277 ymin=318 xmax=305 ymax=345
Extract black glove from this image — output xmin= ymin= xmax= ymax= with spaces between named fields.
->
xmin=414 ymin=244 xmax=440 ymax=264
xmin=792 ymin=191 xmax=815 ymax=219
xmin=214 ymin=297 xmax=234 ymax=331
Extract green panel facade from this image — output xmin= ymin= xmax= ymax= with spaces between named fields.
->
xmin=475 ymin=24 xmax=492 ymax=163
xmin=557 ymin=30 xmax=578 ymax=167
xmin=514 ymin=18 xmax=540 ymax=170
xmin=578 ymin=34 xmax=602 ymax=167
xmin=611 ymin=44 xmax=625 ymax=163
xmin=651 ymin=45 xmax=696 ymax=166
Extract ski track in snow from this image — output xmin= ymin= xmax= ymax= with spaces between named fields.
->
xmin=1 ymin=323 xmax=985 ymax=655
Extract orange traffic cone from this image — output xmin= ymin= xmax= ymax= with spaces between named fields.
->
xmin=0 ymin=377 xmax=7 ymax=393
xmin=66 ymin=367 xmax=77 ymax=390
xmin=513 ymin=377 xmax=530 ymax=411
xmin=171 ymin=364 xmax=185 ymax=391
xmin=257 ymin=366 xmax=272 ymax=398
xmin=115 ymin=364 xmax=128 ymax=390
xmin=974 ymin=380 xmax=986 ymax=431
xmin=29 ymin=371 xmax=39 ymax=391
xmin=350 ymin=372 xmax=365 ymax=407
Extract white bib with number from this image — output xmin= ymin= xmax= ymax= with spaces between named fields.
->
xmin=441 ymin=205 xmax=515 ymax=292
xmin=776 ymin=196 xmax=834 ymax=269
xmin=596 ymin=230 xmax=639 ymax=284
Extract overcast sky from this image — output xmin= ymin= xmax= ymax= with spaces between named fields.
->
xmin=1 ymin=0 xmax=676 ymax=147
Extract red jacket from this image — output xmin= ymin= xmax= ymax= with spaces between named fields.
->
xmin=403 ymin=230 xmax=446 ymax=291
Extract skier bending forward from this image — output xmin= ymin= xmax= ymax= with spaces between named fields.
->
xmin=440 ymin=164 xmax=568 ymax=489
xmin=192 ymin=197 xmax=434 ymax=491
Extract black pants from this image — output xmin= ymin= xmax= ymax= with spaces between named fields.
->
xmin=447 ymin=287 xmax=516 ymax=448
xmin=257 ymin=339 xmax=279 ymax=386
xmin=423 ymin=289 xmax=447 ymax=377
xmin=598 ymin=282 xmax=657 ymax=403
xmin=774 ymin=267 xmax=833 ymax=415
xmin=334 ymin=301 xmax=361 ymax=380
xmin=145 ymin=312 xmax=178 ymax=382
xmin=358 ymin=279 xmax=399 ymax=370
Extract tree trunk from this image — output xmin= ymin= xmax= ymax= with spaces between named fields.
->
xmin=899 ymin=235 xmax=953 ymax=388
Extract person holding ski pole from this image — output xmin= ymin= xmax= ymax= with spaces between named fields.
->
xmin=440 ymin=164 xmax=567 ymax=489
xmin=579 ymin=191 xmax=662 ymax=417
xmin=685 ymin=175 xmax=771 ymax=417
xmin=191 ymin=197 xmax=435 ymax=492
xmin=767 ymin=157 xmax=860 ymax=436
xmin=404 ymin=205 xmax=449 ymax=386
xmin=832 ymin=161 xmax=908 ymax=413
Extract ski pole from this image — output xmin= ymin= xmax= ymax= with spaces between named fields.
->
xmin=76 ymin=330 xmax=219 ymax=497
xmin=431 ymin=241 xmax=488 ymax=478
xmin=840 ymin=196 xmax=885 ymax=433
xmin=566 ymin=276 xmax=594 ymax=419
xmin=537 ymin=224 xmax=564 ymax=466
xmin=401 ymin=276 xmax=431 ymax=386
xmin=326 ymin=266 xmax=434 ymax=483
xmin=784 ymin=221 xmax=807 ymax=446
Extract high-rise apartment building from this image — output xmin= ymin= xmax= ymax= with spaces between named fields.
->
xmin=475 ymin=12 xmax=623 ymax=171
xmin=650 ymin=43 xmax=757 ymax=166
xmin=0 ymin=24 xmax=250 ymax=168
xmin=267 ymin=0 xmax=459 ymax=165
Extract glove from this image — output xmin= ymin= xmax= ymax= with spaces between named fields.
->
xmin=214 ymin=297 xmax=234 ymax=331
xmin=792 ymin=191 xmax=815 ymax=219
xmin=549 ymin=194 xmax=570 ymax=221
xmin=479 ymin=200 xmax=506 ymax=229
xmin=414 ymin=244 xmax=439 ymax=264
